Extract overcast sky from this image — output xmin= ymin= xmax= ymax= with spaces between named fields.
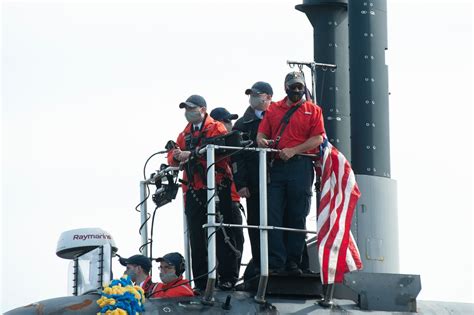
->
xmin=1 ymin=0 xmax=473 ymax=312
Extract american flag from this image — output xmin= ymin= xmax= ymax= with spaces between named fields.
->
xmin=317 ymin=140 xmax=363 ymax=284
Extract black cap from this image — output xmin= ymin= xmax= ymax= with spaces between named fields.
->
xmin=156 ymin=252 xmax=185 ymax=275
xmin=210 ymin=107 xmax=239 ymax=123
xmin=245 ymin=81 xmax=273 ymax=96
xmin=179 ymin=94 xmax=207 ymax=109
xmin=119 ymin=254 xmax=152 ymax=273
xmin=284 ymin=71 xmax=305 ymax=86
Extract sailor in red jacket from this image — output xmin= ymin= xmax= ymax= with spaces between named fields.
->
xmin=257 ymin=72 xmax=325 ymax=275
xmin=166 ymin=95 xmax=240 ymax=292
xmin=150 ymin=252 xmax=194 ymax=298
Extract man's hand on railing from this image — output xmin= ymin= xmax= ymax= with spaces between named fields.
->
xmin=257 ymin=138 xmax=271 ymax=148
xmin=279 ymin=147 xmax=297 ymax=161
xmin=173 ymin=149 xmax=191 ymax=162
xmin=237 ymin=187 xmax=251 ymax=198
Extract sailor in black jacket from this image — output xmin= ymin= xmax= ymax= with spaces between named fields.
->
xmin=232 ymin=81 xmax=273 ymax=271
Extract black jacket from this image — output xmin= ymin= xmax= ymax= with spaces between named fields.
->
xmin=232 ymin=106 xmax=263 ymax=191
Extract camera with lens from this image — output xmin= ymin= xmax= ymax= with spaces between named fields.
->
xmin=151 ymin=164 xmax=180 ymax=208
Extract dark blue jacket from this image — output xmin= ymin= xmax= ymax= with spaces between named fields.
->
xmin=232 ymin=106 xmax=264 ymax=191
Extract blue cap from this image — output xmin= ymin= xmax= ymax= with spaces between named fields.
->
xmin=245 ymin=81 xmax=273 ymax=96
xmin=179 ymin=94 xmax=207 ymax=109
xmin=210 ymin=107 xmax=239 ymax=123
xmin=119 ymin=254 xmax=152 ymax=273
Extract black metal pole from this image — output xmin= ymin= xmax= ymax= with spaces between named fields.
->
xmin=296 ymin=0 xmax=351 ymax=160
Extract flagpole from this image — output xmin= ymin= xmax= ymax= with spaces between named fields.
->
xmin=318 ymin=283 xmax=335 ymax=307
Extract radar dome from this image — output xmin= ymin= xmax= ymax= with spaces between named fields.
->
xmin=56 ymin=228 xmax=118 ymax=259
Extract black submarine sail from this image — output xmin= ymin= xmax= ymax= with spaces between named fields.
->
xmin=297 ymin=0 xmax=399 ymax=276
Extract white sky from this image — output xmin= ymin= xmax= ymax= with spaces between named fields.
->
xmin=1 ymin=0 xmax=473 ymax=312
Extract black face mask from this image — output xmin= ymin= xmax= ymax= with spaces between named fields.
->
xmin=286 ymin=88 xmax=305 ymax=102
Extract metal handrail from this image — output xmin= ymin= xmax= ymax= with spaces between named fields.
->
xmin=138 ymin=145 xmax=319 ymax=303
xmin=198 ymin=144 xmax=317 ymax=303
xmin=202 ymin=223 xmax=317 ymax=234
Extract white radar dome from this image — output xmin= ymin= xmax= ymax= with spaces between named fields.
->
xmin=56 ymin=227 xmax=118 ymax=259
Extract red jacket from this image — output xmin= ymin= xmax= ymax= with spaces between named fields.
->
xmin=142 ymin=275 xmax=158 ymax=298
xmin=149 ymin=276 xmax=195 ymax=298
xmin=167 ymin=114 xmax=232 ymax=193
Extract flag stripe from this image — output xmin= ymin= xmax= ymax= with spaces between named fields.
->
xmin=332 ymin=154 xmax=353 ymax=283
xmin=318 ymin=148 xmax=336 ymax=283
xmin=326 ymin=152 xmax=347 ymax=283
xmin=318 ymin=144 xmax=334 ymax=283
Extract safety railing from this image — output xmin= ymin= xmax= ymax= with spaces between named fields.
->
xmin=138 ymin=144 xmax=319 ymax=304
xmin=198 ymin=144 xmax=318 ymax=303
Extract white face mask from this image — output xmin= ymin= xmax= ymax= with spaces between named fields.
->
xmin=185 ymin=110 xmax=204 ymax=124
xmin=125 ymin=266 xmax=138 ymax=282
xmin=160 ymin=272 xmax=178 ymax=284
xmin=249 ymin=95 xmax=269 ymax=111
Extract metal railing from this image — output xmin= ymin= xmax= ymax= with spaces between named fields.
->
xmin=138 ymin=144 xmax=319 ymax=303
xmin=198 ymin=144 xmax=318 ymax=303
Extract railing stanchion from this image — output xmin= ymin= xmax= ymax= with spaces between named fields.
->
xmin=139 ymin=181 xmax=148 ymax=257
xmin=182 ymin=198 xmax=192 ymax=282
xmin=255 ymin=149 xmax=269 ymax=303
xmin=203 ymin=144 xmax=216 ymax=303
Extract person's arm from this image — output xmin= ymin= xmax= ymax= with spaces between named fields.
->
xmin=167 ymin=134 xmax=188 ymax=166
xmin=173 ymin=149 xmax=191 ymax=162
xmin=279 ymin=105 xmax=326 ymax=160
xmin=256 ymin=109 xmax=272 ymax=148
xmin=206 ymin=121 xmax=230 ymax=157
xmin=279 ymin=134 xmax=323 ymax=161
xmin=257 ymin=132 xmax=271 ymax=148
xmin=232 ymin=146 xmax=250 ymax=197
xmin=231 ymin=121 xmax=249 ymax=194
